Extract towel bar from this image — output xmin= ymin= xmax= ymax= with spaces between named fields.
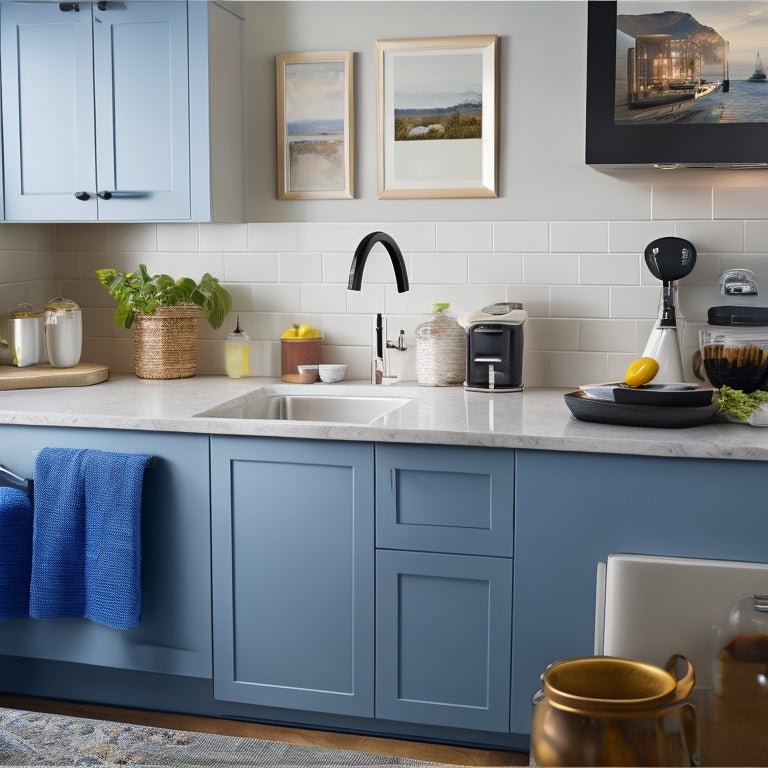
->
xmin=0 ymin=464 xmax=32 ymax=500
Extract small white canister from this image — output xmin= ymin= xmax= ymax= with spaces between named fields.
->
xmin=45 ymin=296 xmax=82 ymax=368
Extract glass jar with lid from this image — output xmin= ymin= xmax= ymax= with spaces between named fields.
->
xmin=709 ymin=593 xmax=768 ymax=765
xmin=44 ymin=296 xmax=82 ymax=368
xmin=415 ymin=302 xmax=466 ymax=386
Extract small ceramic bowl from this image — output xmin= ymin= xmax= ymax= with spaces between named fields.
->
xmin=297 ymin=364 xmax=319 ymax=384
xmin=319 ymin=364 xmax=347 ymax=383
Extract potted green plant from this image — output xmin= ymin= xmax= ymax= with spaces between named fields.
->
xmin=96 ymin=264 xmax=232 ymax=379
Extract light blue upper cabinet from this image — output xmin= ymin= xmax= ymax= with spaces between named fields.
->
xmin=0 ymin=1 xmax=244 ymax=222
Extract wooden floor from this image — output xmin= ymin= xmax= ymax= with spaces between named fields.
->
xmin=0 ymin=694 xmax=528 ymax=767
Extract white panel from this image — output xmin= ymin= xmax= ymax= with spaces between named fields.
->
xmin=602 ymin=554 xmax=768 ymax=690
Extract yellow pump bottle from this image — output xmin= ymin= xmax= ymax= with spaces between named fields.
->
xmin=225 ymin=316 xmax=250 ymax=378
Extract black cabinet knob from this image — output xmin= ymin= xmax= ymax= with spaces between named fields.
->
xmin=98 ymin=191 xmax=113 ymax=200
xmin=59 ymin=3 xmax=80 ymax=11
xmin=74 ymin=191 xmax=90 ymax=201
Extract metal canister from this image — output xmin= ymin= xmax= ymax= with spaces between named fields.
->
xmin=8 ymin=302 xmax=43 ymax=367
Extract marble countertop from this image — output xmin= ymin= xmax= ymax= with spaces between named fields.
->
xmin=0 ymin=374 xmax=765 ymax=461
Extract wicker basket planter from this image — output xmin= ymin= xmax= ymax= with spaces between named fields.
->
xmin=133 ymin=305 xmax=203 ymax=380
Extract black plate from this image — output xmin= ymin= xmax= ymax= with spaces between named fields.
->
xmin=564 ymin=391 xmax=719 ymax=429
xmin=612 ymin=387 xmax=714 ymax=408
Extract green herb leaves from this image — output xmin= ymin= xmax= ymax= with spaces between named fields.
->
xmin=96 ymin=265 xmax=232 ymax=330
xmin=714 ymin=385 xmax=768 ymax=421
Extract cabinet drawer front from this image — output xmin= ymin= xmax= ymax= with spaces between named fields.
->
xmin=376 ymin=549 xmax=513 ymax=732
xmin=376 ymin=444 xmax=514 ymax=556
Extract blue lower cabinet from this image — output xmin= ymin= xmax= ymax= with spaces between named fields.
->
xmin=375 ymin=549 xmax=513 ymax=732
xmin=210 ymin=436 xmax=375 ymax=717
xmin=511 ymin=448 xmax=768 ymax=736
xmin=0 ymin=425 xmax=212 ymax=679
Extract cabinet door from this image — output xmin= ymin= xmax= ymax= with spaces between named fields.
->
xmin=92 ymin=2 xmax=190 ymax=220
xmin=512 ymin=449 xmax=768 ymax=735
xmin=0 ymin=425 xmax=212 ymax=679
xmin=376 ymin=549 xmax=513 ymax=732
xmin=211 ymin=436 xmax=375 ymax=717
xmin=0 ymin=2 xmax=97 ymax=220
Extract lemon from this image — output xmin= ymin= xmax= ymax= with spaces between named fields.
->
xmin=624 ymin=356 xmax=659 ymax=388
xmin=280 ymin=325 xmax=299 ymax=339
xmin=297 ymin=323 xmax=321 ymax=339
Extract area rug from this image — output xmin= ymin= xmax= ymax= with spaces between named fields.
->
xmin=0 ymin=708 xmax=524 ymax=767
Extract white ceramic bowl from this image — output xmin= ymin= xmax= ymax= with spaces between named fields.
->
xmin=319 ymin=364 xmax=348 ymax=383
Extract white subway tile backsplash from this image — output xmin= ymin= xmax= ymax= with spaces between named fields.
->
xmin=652 ymin=187 xmax=712 ymax=221
xmin=253 ymin=283 xmax=302 ymax=313
xmin=410 ymin=252 xmax=468 ymax=284
xmin=469 ymin=252 xmax=522 ymax=285
xmin=280 ymin=252 xmax=322 ymax=283
xmin=493 ymin=221 xmax=549 ymax=253
xmin=579 ymin=319 xmax=635 ymax=353
xmin=579 ymin=252 xmax=639 ymax=286
xmin=248 ymin=222 xmax=299 ymax=252
xmin=608 ymin=220 xmax=674 ymax=253
xmin=610 ymin=286 xmax=659 ymax=320
xmin=524 ymin=252 xmax=578 ymax=285
xmin=300 ymin=283 xmax=349 ymax=314
xmin=714 ymin=187 xmax=768 ymax=220
xmin=550 ymin=221 xmax=608 ymax=253
xmin=674 ymin=220 xmax=744 ymax=253
xmin=551 ymin=286 xmax=609 ymax=318
xmin=548 ymin=351 xmax=607 ymax=389
xmin=225 ymin=252 xmax=278 ymax=283
xmin=108 ymin=224 xmax=157 ymax=252
xmin=199 ymin=223 xmax=248 ymax=253
xmin=744 ymin=220 xmax=768 ymax=253
xmin=435 ymin=222 xmax=493 ymax=252
xmin=2 ymin=209 xmax=764 ymax=386
xmin=157 ymin=223 xmax=199 ymax=252
xmin=525 ymin=318 xmax=578 ymax=351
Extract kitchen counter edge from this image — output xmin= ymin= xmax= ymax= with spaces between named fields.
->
xmin=0 ymin=374 xmax=764 ymax=462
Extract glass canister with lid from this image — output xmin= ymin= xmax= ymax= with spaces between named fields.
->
xmin=44 ymin=296 xmax=82 ymax=368
xmin=415 ymin=302 xmax=466 ymax=386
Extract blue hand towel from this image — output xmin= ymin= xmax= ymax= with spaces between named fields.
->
xmin=30 ymin=447 xmax=151 ymax=630
xmin=0 ymin=486 xmax=33 ymax=619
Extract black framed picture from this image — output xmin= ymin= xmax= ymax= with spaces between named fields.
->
xmin=586 ymin=1 xmax=768 ymax=169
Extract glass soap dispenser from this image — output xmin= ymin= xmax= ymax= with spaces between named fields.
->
xmin=225 ymin=316 xmax=250 ymax=379
xmin=415 ymin=302 xmax=466 ymax=386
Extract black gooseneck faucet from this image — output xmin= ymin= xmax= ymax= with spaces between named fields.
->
xmin=347 ymin=232 xmax=409 ymax=383
xmin=347 ymin=231 xmax=409 ymax=293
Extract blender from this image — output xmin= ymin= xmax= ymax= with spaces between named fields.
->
xmin=642 ymin=237 xmax=697 ymax=384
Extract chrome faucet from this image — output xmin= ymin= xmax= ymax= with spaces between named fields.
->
xmin=347 ymin=232 xmax=410 ymax=383
xmin=719 ymin=268 xmax=758 ymax=296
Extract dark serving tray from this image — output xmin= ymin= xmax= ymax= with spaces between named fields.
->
xmin=564 ymin=391 xmax=720 ymax=429
xmin=612 ymin=386 xmax=714 ymax=407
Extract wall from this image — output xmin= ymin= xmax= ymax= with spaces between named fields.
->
xmin=3 ymin=1 xmax=768 ymax=388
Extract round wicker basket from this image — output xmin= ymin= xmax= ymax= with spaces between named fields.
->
xmin=133 ymin=304 xmax=203 ymax=379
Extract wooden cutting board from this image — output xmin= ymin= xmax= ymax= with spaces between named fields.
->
xmin=0 ymin=363 xmax=109 ymax=391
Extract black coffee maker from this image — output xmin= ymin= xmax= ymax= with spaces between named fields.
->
xmin=464 ymin=302 xmax=527 ymax=392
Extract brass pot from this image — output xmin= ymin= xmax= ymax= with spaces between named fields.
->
xmin=531 ymin=655 xmax=698 ymax=767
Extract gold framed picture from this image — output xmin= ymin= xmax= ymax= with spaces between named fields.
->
xmin=376 ymin=35 xmax=498 ymax=199
xmin=276 ymin=51 xmax=354 ymax=199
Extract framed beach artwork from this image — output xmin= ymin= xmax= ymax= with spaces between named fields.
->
xmin=376 ymin=35 xmax=498 ymax=199
xmin=586 ymin=1 xmax=768 ymax=168
xmin=276 ymin=51 xmax=354 ymax=199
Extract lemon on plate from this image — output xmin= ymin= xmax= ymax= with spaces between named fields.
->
xmin=624 ymin=357 xmax=659 ymax=388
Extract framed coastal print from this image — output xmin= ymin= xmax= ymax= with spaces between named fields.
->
xmin=376 ymin=35 xmax=498 ymax=199
xmin=276 ymin=51 xmax=354 ymax=199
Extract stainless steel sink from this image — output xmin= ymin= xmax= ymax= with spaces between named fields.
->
xmin=203 ymin=394 xmax=411 ymax=424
